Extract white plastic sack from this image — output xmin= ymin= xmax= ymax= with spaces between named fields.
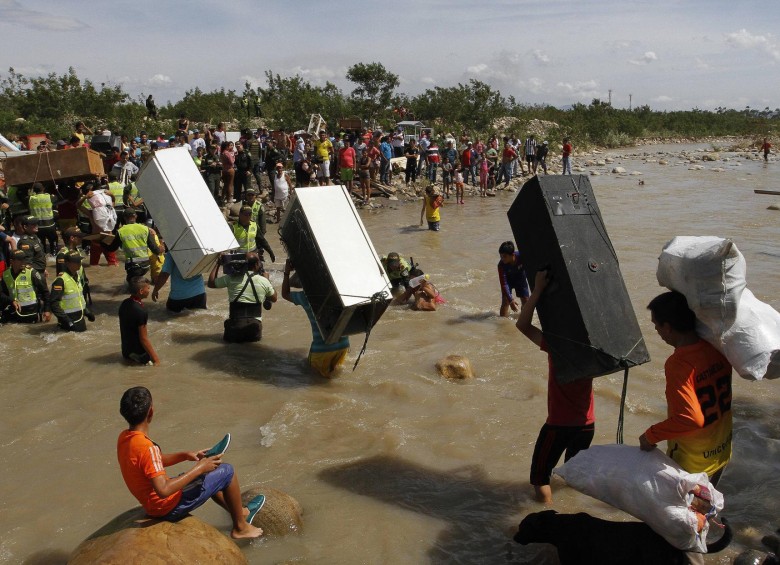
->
xmin=89 ymin=190 xmax=117 ymax=232
xmin=657 ymin=236 xmax=780 ymax=380
xmin=554 ymin=444 xmax=723 ymax=552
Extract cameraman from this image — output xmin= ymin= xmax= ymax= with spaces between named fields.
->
xmin=207 ymin=251 xmax=276 ymax=343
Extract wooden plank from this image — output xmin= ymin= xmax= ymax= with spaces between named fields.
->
xmin=754 ymin=190 xmax=780 ymax=196
xmin=369 ymin=180 xmax=394 ymax=196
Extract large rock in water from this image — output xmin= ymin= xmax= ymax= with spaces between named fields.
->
xmin=435 ymin=355 xmax=475 ymax=379
xmin=69 ymin=507 xmax=246 ymax=565
xmin=241 ymin=487 xmax=303 ymax=536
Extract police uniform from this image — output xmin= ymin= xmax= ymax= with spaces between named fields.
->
xmin=118 ymin=216 xmax=161 ymax=280
xmin=232 ymin=218 xmax=275 ymax=263
xmin=56 ymin=227 xmax=90 ymax=304
xmin=1 ymin=250 xmax=50 ymax=323
xmin=49 ymin=251 xmax=93 ymax=332
xmin=17 ymin=217 xmax=47 ymax=274
xmin=28 ymin=188 xmax=58 ymax=254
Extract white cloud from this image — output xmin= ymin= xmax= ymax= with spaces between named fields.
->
xmin=145 ymin=74 xmax=172 ymax=87
xmin=629 ymin=51 xmax=658 ymax=65
xmin=467 ymin=63 xmax=490 ymax=74
xmin=532 ymin=49 xmax=550 ymax=64
xmin=0 ymin=0 xmax=87 ymax=31
xmin=556 ymin=80 xmax=601 ymax=100
xmin=527 ymin=77 xmax=544 ymax=92
xmin=725 ymin=29 xmax=780 ymax=61
xmin=286 ymin=65 xmax=338 ymax=81
xmin=653 ymin=95 xmax=673 ymax=103
xmin=420 ymin=77 xmax=436 ymax=85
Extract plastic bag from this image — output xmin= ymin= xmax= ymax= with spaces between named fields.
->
xmin=657 ymin=236 xmax=780 ymax=380
xmin=554 ymin=444 xmax=723 ymax=552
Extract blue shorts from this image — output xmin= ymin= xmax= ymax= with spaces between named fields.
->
xmin=164 ymin=463 xmax=234 ymax=521
xmin=507 ymin=277 xmax=530 ymax=299
xmin=427 ymin=221 xmax=440 ymax=231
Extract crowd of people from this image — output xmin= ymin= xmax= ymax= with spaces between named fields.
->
xmin=2 ymin=119 xmax=734 ymax=558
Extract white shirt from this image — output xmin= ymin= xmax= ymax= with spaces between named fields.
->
xmin=189 ymin=137 xmax=206 ymax=156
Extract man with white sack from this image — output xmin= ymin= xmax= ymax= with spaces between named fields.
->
xmin=640 ymin=290 xmax=732 ymax=486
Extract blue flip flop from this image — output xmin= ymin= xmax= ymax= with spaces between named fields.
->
xmin=246 ymin=494 xmax=265 ymax=524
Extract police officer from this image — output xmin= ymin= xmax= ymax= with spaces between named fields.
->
xmin=381 ymin=252 xmax=412 ymax=295
xmin=49 ymin=250 xmax=94 ymax=332
xmin=56 ymin=226 xmax=90 ymax=304
xmin=232 ymin=206 xmax=275 ymax=263
xmin=28 ymin=182 xmax=58 ymax=255
xmin=107 ymin=171 xmax=126 ymax=218
xmin=17 ymin=216 xmax=47 ymax=276
xmin=118 ymin=209 xmax=162 ymax=281
xmin=1 ymin=249 xmax=51 ymax=323
xmin=242 ymin=189 xmax=266 ymax=233
xmin=201 ymin=143 xmax=223 ymax=200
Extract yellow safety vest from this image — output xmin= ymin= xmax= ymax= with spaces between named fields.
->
xmin=3 ymin=267 xmax=37 ymax=309
xmin=28 ymin=193 xmax=54 ymax=222
xmin=108 ymin=182 xmax=125 ymax=208
xmin=232 ymin=221 xmax=258 ymax=253
xmin=250 ymin=201 xmax=263 ymax=225
xmin=7 ymin=186 xmax=28 ymax=216
xmin=59 ymin=271 xmax=85 ymax=319
xmin=57 ymin=249 xmax=87 ymax=286
xmin=119 ymin=223 xmax=150 ymax=261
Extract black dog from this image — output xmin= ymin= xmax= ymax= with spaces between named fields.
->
xmin=513 ymin=510 xmax=732 ymax=565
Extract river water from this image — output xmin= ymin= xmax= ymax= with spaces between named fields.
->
xmin=1 ymin=143 xmax=778 ymax=564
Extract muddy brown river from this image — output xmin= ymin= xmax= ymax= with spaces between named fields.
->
xmin=1 ymin=143 xmax=778 ymax=564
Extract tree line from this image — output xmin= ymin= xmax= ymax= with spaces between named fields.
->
xmin=1 ymin=63 xmax=776 ymax=149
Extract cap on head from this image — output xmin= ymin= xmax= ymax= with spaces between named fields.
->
xmin=10 ymin=249 xmax=26 ymax=261
xmin=64 ymin=226 xmax=84 ymax=239
xmin=244 ymin=188 xmax=257 ymax=195
xmin=239 ymin=206 xmax=252 ymax=215
xmin=22 ymin=215 xmax=38 ymax=225
xmin=124 ymin=209 xmax=138 ymax=220
xmin=65 ymin=250 xmax=83 ymax=264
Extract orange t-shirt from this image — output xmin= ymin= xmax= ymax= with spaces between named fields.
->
xmin=644 ymin=340 xmax=732 ymax=475
xmin=117 ymin=430 xmax=181 ymax=516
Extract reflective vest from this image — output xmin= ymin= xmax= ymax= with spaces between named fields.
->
xmin=59 ymin=271 xmax=85 ymax=319
xmin=108 ymin=182 xmax=125 ymax=209
xmin=7 ymin=185 xmax=28 ymax=216
xmin=119 ymin=223 xmax=150 ymax=261
xmin=232 ymin=221 xmax=258 ymax=253
xmin=28 ymin=193 xmax=54 ymax=222
xmin=126 ymin=182 xmax=140 ymax=204
xmin=249 ymin=201 xmax=263 ymax=225
xmin=3 ymin=267 xmax=37 ymax=308
xmin=57 ymin=249 xmax=87 ymax=286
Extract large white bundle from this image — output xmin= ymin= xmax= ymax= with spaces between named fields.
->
xmin=554 ymin=444 xmax=723 ymax=552
xmin=657 ymin=236 xmax=780 ymax=380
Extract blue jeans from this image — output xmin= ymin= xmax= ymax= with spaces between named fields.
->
xmin=380 ymin=158 xmax=390 ymax=184
xmin=496 ymin=163 xmax=512 ymax=186
xmin=427 ymin=162 xmax=438 ymax=183
xmin=164 ymin=463 xmax=234 ymax=521
xmin=562 ymin=156 xmax=572 ymax=175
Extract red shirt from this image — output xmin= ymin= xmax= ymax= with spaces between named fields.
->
xmin=461 ymin=148 xmax=472 ymax=166
xmin=562 ymin=143 xmax=572 ymax=157
xmin=339 ymin=146 xmax=355 ymax=168
xmin=542 ymin=340 xmax=595 ymax=426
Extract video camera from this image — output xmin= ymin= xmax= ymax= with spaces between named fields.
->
xmin=222 ymin=251 xmax=249 ymax=275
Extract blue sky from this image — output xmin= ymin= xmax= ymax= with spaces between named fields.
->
xmin=1 ymin=0 xmax=778 ymax=112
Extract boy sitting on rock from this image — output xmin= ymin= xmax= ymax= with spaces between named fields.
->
xmin=117 ymin=386 xmax=263 ymax=539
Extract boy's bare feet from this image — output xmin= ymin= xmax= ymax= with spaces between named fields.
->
xmin=231 ymin=523 xmax=263 ymax=539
